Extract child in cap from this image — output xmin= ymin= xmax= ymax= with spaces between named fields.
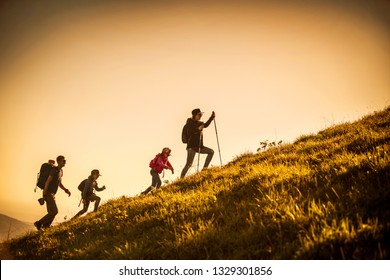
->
xmin=73 ymin=169 xmax=106 ymax=218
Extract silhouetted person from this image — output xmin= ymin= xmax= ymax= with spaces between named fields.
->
xmin=181 ymin=108 xmax=215 ymax=178
xmin=142 ymin=147 xmax=174 ymax=195
xmin=73 ymin=169 xmax=106 ymax=218
xmin=34 ymin=155 xmax=71 ymax=230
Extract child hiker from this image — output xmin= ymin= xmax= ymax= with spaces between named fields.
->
xmin=72 ymin=169 xmax=106 ymax=218
xmin=141 ymin=147 xmax=174 ymax=195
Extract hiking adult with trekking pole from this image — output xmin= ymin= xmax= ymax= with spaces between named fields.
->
xmin=180 ymin=108 xmax=215 ymax=178
xmin=34 ymin=155 xmax=71 ymax=230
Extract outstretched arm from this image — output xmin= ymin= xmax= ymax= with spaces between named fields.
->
xmin=95 ymin=184 xmax=106 ymax=192
xmin=166 ymin=160 xmax=174 ymax=174
xmin=203 ymin=111 xmax=215 ymax=128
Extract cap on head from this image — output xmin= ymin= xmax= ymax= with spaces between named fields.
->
xmin=192 ymin=108 xmax=203 ymax=116
xmin=91 ymin=169 xmax=101 ymax=176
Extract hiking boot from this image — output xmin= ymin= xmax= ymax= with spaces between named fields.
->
xmin=34 ymin=221 xmax=42 ymax=230
xmin=38 ymin=198 xmax=45 ymax=206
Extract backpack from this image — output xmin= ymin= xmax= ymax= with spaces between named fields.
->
xmin=78 ymin=179 xmax=87 ymax=192
xmin=36 ymin=163 xmax=54 ymax=190
xmin=149 ymin=154 xmax=160 ymax=169
xmin=181 ymin=123 xmax=189 ymax=143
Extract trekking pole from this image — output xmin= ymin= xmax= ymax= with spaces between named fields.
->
xmin=197 ymin=131 xmax=202 ymax=173
xmin=214 ymin=118 xmax=223 ymax=166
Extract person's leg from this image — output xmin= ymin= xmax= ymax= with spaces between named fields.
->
xmin=142 ymin=186 xmax=152 ymax=195
xmin=90 ymin=194 xmax=101 ymax=212
xmin=73 ymin=200 xmax=90 ymax=218
xmin=150 ymin=169 xmax=157 ymax=187
xmin=38 ymin=194 xmax=59 ymax=228
xmin=200 ymin=146 xmax=214 ymax=169
xmin=151 ymin=169 xmax=162 ymax=189
xmin=180 ymin=148 xmax=196 ymax=178
xmin=142 ymin=170 xmax=157 ymax=194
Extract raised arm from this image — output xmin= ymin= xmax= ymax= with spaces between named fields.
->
xmin=203 ymin=111 xmax=215 ymax=128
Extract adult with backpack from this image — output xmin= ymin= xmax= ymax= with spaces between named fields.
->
xmin=73 ymin=169 xmax=106 ymax=218
xmin=34 ymin=155 xmax=71 ymax=230
xmin=141 ymin=147 xmax=174 ymax=195
xmin=180 ymin=108 xmax=215 ymax=178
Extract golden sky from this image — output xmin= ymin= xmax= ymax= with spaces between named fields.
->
xmin=0 ymin=0 xmax=389 ymax=222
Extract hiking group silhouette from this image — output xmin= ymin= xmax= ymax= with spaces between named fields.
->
xmin=34 ymin=108 xmax=219 ymax=230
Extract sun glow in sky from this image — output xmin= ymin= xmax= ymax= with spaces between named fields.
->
xmin=0 ymin=0 xmax=389 ymax=223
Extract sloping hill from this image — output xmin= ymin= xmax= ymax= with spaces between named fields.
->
xmin=4 ymin=107 xmax=390 ymax=259
xmin=0 ymin=214 xmax=33 ymax=242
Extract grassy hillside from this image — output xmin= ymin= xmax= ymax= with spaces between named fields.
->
xmin=4 ymin=107 xmax=390 ymax=259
